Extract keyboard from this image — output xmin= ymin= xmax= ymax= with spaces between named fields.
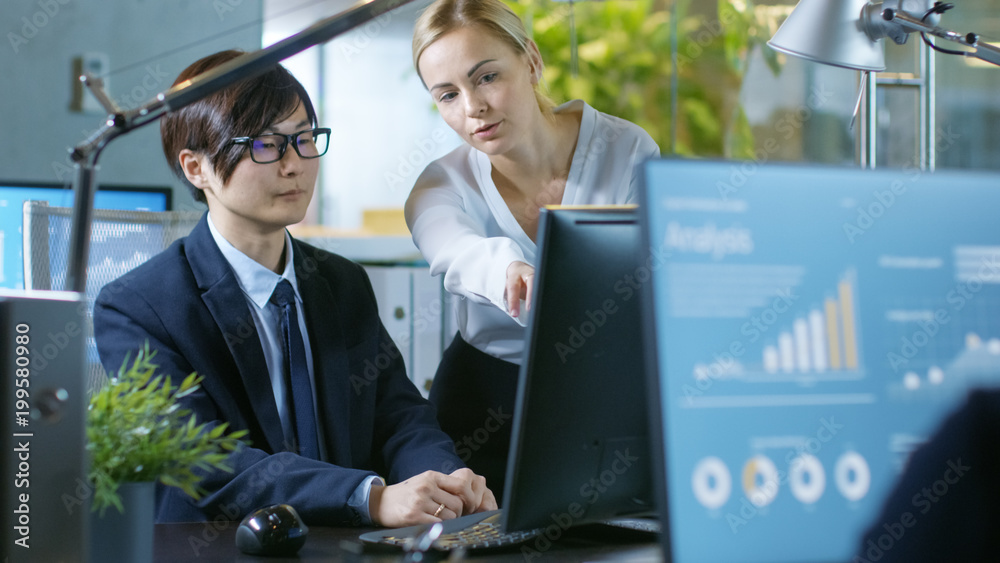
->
xmin=598 ymin=516 xmax=662 ymax=535
xmin=359 ymin=509 xmax=543 ymax=551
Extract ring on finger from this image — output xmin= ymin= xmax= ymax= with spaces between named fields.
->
xmin=433 ymin=503 xmax=446 ymax=517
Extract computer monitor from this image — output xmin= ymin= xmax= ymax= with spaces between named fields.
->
xmin=640 ymin=158 xmax=1000 ymax=563
xmin=0 ymin=180 xmax=172 ymax=289
xmin=358 ymin=206 xmax=656 ymax=552
xmin=501 ymin=205 xmax=654 ymax=532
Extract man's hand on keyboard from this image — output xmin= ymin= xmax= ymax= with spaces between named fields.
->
xmin=368 ymin=469 xmax=497 ymax=528
xmin=447 ymin=467 xmax=497 ymax=516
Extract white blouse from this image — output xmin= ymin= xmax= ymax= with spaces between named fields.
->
xmin=405 ymin=100 xmax=660 ymax=364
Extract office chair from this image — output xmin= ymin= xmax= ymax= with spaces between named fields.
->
xmin=22 ymin=200 xmax=203 ymax=393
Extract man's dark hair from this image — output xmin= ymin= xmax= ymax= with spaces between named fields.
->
xmin=160 ymin=50 xmax=318 ymax=204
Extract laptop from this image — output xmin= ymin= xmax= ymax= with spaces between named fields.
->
xmin=361 ymin=206 xmax=657 ymax=552
xmin=639 ymin=159 xmax=1000 ymax=562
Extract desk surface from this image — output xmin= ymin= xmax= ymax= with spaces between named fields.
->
xmin=156 ymin=522 xmax=662 ymax=562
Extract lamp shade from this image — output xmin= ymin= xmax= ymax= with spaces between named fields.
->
xmin=768 ymin=0 xmax=886 ymax=71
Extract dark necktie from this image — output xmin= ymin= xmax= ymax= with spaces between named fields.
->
xmin=270 ymin=279 xmax=320 ymax=459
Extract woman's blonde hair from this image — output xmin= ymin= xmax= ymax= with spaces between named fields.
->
xmin=412 ymin=0 xmax=555 ymax=114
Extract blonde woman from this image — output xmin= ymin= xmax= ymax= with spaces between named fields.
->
xmin=406 ymin=0 xmax=659 ymax=499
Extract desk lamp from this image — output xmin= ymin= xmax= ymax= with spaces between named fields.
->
xmin=767 ymin=0 xmax=998 ymax=159
xmin=767 ymin=0 xmax=1000 ymax=71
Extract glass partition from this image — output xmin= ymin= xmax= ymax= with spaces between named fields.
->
xmin=263 ymin=0 xmax=1000 ymax=228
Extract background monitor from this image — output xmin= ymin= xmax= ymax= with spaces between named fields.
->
xmin=0 ymin=181 xmax=172 ymax=289
xmin=502 ymin=205 xmax=654 ymax=533
xmin=640 ymin=159 xmax=1000 ymax=563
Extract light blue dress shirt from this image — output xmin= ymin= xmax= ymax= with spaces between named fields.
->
xmin=206 ymin=214 xmax=382 ymax=524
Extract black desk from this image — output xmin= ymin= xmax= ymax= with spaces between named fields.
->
xmin=155 ymin=522 xmax=662 ymax=562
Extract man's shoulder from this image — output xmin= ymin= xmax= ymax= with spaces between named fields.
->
xmin=290 ymin=238 xmax=377 ymax=299
xmin=292 ymin=238 xmax=365 ymax=274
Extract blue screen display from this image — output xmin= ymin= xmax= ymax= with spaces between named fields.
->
xmin=0 ymin=183 xmax=170 ymax=289
xmin=642 ymin=160 xmax=1000 ymax=563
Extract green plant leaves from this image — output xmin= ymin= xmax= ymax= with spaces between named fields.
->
xmin=87 ymin=343 xmax=248 ymax=515
xmin=510 ymin=0 xmax=785 ymax=158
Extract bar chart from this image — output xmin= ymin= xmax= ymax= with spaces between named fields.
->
xmin=761 ymin=271 xmax=860 ymax=376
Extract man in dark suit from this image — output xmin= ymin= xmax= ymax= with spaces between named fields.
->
xmin=853 ymin=388 xmax=1000 ymax=562
xmin=94 ymin=50 xmax=495 ymax=527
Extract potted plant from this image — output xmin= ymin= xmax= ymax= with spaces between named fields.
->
xmin=87 ymin=343 xmax=247 ymax=563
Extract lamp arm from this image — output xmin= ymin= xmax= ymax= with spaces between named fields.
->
xmin=883 ymin=8 xmax=1000 ymax=67
xmin=64 ymin=0 xmax=417 ymax=293
xmin=967 ymin=37 xmax=1000 ymax=66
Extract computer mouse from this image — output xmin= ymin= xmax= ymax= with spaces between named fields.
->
xmin=235 ymin=504 xmax=309 ymax=556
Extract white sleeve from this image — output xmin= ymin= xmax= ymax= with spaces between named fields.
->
xmin=405 ymin=160 xmax=527 ymax=319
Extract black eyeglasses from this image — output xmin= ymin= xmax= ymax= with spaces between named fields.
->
xmin=229 ymin=127 xmax=332 ymax=164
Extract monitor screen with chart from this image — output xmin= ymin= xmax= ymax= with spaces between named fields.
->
xmin=0 ymin=181 xmax=172 ymax=289
xmin=639 ymin=159 xmax=1000 ymax=563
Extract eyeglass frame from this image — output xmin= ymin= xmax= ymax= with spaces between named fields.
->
xmin=228 ymin=127 xmax=332 ymax=164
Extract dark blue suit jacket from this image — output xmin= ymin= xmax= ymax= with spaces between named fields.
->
xmin=94 ymin=215 xmax=463 ymax=525
xmin=855 ymin=388 xmax=1000 ymax=561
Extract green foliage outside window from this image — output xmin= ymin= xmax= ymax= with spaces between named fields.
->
xmin=509 ymin=0 xmax=784 ymax=159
